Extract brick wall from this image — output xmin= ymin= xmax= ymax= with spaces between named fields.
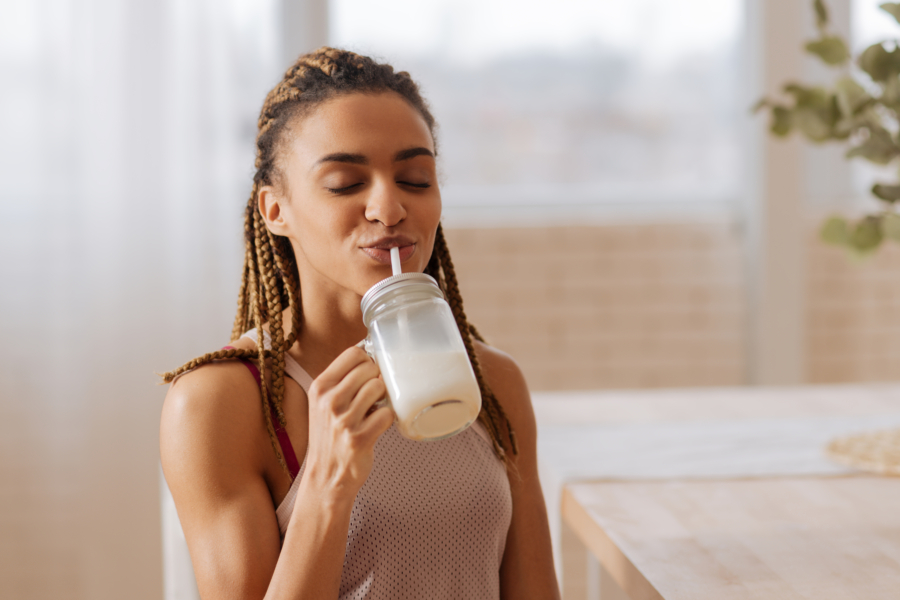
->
xmin=444 ymin=221 xmax=747 ymax=391
xmin=445 ymin=220 xmax=900 ymax=391
xmin=808 ymin=235 xmax=900 ymax=383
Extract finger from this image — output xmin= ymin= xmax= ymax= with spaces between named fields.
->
xmin=312 ymin=346 xmax=371 ymax=393
xmin=345 ymin=377 xmax=387 ymax=425
xmin=357 ymin=404 xmax=395 ymax=441
xmin=329 ymin=360 xmax=380 ymax=413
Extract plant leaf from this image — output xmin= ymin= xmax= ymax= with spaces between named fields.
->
xmin=832 ymin=118 xmax=854 ymax=139
xmin=795 ymin=108 xmax=834 ymax=141
xmin=872 ymin=183 xmax=900 ymax=201
xmin=815 ymin=0 xmax=829 ymax=31
xmin=771 ymin=106 xmax=793 ymax=136
xmin=849 ymin=216 xmax=884 ymax=253
xmin=835 ymin=76 xmax=870 ymax=116
xmin=858 ymin=43 xmax=900 ymax=82
xmin=821 ymin=216 xmax=849 ymax=245
xmin=780 ymin=84 xmax=841 ymax=141
xmin=880 ymin=2 xmax=900 ymax=24
xmin=846 ymin=125 xmax=900 ymax=164
xmin=884 ymin=76 xmax=900 ymax=105
xmin=751 ymin=98 xmax=770 ymax=113
xmin=883 ymin=212 xmax=900 ymax=241
xmin=784 ymin=84 xmax=831 ymax=108
xmin=805 ymin=36 xmax=850 ymax=65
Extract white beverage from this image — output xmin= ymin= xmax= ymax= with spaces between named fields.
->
xmin=379 ymin=350 xmax=482 ymax=441
xmin=361 ymin=272 xmax=482 ymax=442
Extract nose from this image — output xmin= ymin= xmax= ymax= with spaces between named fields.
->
xmin=364 ymin=179 xmax=407 ymax=228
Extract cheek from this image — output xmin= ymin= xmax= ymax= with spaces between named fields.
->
xmin=412 ymin=195 xmax=443 ymax=266
xmin=411 ymin=188 xmax=442 ymax=223
xmin=283 ymin=194 xmax=354 ymax=258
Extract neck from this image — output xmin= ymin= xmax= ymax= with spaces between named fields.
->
xmin=287 ymin=278 xmax=370 ymax=379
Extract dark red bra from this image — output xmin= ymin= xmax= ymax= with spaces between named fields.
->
xmin=223 ymin=346 xmax=300 ymax=479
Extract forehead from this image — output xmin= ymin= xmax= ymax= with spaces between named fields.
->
xmin=284 ymin=92 xmax=434 ymax=165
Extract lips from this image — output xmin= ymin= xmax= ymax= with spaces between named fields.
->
xmin=360 ymin=237 xmax=416 ymax=265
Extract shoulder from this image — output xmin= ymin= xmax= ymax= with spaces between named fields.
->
xmin=162 ymin=336 xmax=261 ymax=422
xmin=160 ymin=346 xmax=270 ymax=494
xmin=162 ymin=341 xmax=261 ymax=438
xmin=472 ymin=341 xmax=536 ymax=456
xmin=473 ymin=342 xmax=530 ymax=407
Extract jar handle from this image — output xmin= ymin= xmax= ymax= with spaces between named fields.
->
xmin=356 ymin=337 xmax=375 ymax=359
xmin=357 ymin=337 xmax=391 ymax=414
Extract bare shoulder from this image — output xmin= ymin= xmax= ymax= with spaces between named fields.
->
xmin=161 ymin=336 xmax=260 ymax=445
xmin=160 ymin=346 xmax=286 ymax=597
xmin=472 ymin=341 xmax=536 ymax=451
xmin=160 ymin=348 xmax=270 ymax=497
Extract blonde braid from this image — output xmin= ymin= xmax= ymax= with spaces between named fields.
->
xmin=271 ymin=233 xmax=302 ymax=349
xmin=244 ymin=214 xmax=289 ymax=473
xmin=254 ymin=211 xmax=288 ymax=427
xmin=231 ymin=198 xmax=259 ymax=341
xmin=161 ymin=347 xmax=264 ymax=383
xmin=468 ymin=323 xmax=487 ymax=344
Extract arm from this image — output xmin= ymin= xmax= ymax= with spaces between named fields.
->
xmin=160 ymin=347 xmax=393 ymax=600
xmin=475 ymin=342 xmax=561 ymax=600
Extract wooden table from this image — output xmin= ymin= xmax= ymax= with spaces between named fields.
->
xmin=533 ymin=384 xmax=900 ymax=600
xmin=563 ymin=476 xmax=900 ymax=600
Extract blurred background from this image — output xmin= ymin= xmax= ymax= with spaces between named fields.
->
xmin=2 ymin=0 xmax=900 ymax=598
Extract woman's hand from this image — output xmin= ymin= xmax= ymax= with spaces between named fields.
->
xmin=301 ymin=346 xmax=395 ymax=505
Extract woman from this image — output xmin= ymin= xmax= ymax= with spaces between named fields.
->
xmin=161 ymin=47 xmax=559 ymax=600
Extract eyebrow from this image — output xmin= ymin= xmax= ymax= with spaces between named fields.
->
xmin=394 ymin=147 xmax=434 ymax=162
xmin=314 ymin=147 xmax=434 ymax=167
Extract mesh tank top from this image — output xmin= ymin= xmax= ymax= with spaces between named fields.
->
xmin=242 ymin=330 xmax=513 ymax=600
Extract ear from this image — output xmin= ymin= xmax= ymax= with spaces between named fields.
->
xmin=258 ymin=185 xmax=289 ymax=235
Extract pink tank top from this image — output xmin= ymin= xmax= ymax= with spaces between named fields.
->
xmin=242 ymin=330 xmax=513 ymax=600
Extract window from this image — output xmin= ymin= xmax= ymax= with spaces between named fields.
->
xmin=331 ymin=0 xmax=743 ymax=222
xmin=853 ymin=0 xmax=900 ymax=47
xmin=851 ymin=0 xmax=900 ymax=200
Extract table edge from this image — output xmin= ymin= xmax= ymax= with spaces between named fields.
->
xmin=561 ymin=486 xmax=665 ymax=600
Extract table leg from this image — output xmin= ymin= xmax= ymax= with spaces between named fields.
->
xmin=561 ymin=519 xmax=588 ymax=600
xmin=587 ymin=553 xmax=630 ymax=600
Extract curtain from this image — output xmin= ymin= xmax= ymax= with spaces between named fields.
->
xmin=0 ymin=0 xmax=280 ymax=597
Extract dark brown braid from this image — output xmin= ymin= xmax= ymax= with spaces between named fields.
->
xmin=161 ymin=47 xmax=516 ymax=475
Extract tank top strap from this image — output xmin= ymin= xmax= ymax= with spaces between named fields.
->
xmin=283 ymin=355 xmax=312 ymax=394
xmin=240 ymin=328 xmax=313 ymax=393
xmin=223 ymin=342 xmax=301 ymax=480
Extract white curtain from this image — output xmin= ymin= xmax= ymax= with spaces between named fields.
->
xmin=0 ymin=1 xmax=280 ymax=598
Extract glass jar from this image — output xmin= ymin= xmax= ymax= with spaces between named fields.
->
xmin=360 ymin=273 xmax=482 ymax=441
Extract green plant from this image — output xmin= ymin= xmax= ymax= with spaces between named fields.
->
xmin=755 ymin=0 xmax=900 ymax=255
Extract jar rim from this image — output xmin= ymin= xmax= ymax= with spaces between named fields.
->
xmin=360 ymin=273 xmax=443 ymax=324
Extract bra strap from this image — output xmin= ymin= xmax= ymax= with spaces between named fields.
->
xmin=223 ymin=346 xmax=300 ymax=479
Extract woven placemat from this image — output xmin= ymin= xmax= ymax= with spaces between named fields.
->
xmin=826 ymin=428 xmax=900 ymax=476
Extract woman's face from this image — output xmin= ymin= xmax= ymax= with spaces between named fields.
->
xmin=260 ymin=91 xmax=441 ymax=297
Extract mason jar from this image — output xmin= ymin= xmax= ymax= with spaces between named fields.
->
xmin=360 ymin=273 xmax=482 ymax=441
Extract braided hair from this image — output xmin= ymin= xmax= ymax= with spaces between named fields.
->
xmin=162 ymin=47 xmax=517 ymax=474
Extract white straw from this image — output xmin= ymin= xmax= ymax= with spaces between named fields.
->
xmin=390 ymin=246 xmax=401 ymax=276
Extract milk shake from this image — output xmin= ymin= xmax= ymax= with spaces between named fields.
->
xmin=361 ymin=270 xmax=483 ymax=442
xmin=379 ymin=350 xmax=481 ymax=440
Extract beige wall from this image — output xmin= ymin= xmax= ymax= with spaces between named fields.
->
xmin=446 ymin=221 xmax=900 ymax=391
xmin=445 ymin=222 xmax=748 ymax=391
xmin=808 ymin=235 xmax=900 ymax=383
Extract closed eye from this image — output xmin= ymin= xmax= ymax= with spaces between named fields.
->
xmin=398 ymin=181 xmax=431 ymax=189
xmin=326 ymin=183 xmax=363 ymax=194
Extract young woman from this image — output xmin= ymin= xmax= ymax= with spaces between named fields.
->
xmin=160 ymin=47 xmax=559 ymax=600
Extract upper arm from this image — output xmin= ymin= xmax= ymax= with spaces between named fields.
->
xmin=160 ymin=363 xmax=282 ymax=600
xmin=474 ymin=342 xmax=561 ymax=600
